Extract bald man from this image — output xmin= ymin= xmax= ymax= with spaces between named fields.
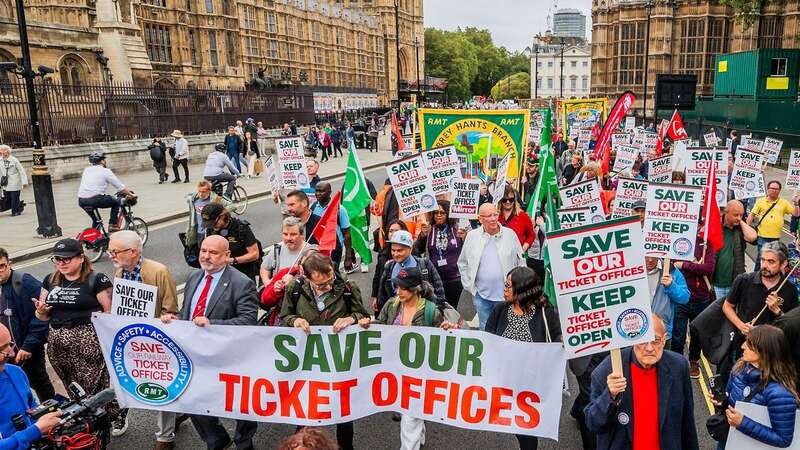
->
xmin=457 ymin=202 xmax=525 ymax=330
xmin=171 ymin=235 xmax=258 ymax=449
xmin=0 ymin=323 xmax=62 ymax=448
xmin=712 ymin=200 xmax=758 ymax=300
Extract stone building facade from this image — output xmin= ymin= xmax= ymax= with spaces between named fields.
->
xmin=591 ymin=0 xmax=800 ymax=116
xmin=0 ymin=0 xmax=424 ymax=106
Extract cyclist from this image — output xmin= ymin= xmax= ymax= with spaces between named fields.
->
xmin=77 ymin=151 xmax=135 ymax=231
xmin=203 ymin=143 xmax=240 ymax=197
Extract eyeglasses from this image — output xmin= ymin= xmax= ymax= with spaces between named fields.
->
xmin=50 ymin=256 xmax=77 ymax=265
xmin=641 ymin=336 xmax=666 ymax=348
xmin=500 ymin=198 xmax=515 ymax=203
xmin=108 ymin=248 xmax=134 ymax=258
xmin=0 ymin=263 xmax=8 ymax=271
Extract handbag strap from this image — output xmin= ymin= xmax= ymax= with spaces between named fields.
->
xmin=542 ymin=306 xmax=552 ymax=343
xmin=755 ymin=200 xmax=780 ymax=228
xmin=743 ymin=383 xmax=764 ymax=402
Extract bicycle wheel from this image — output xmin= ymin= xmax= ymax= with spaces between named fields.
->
xmin=84 ymin=241 xmax=106 ymax=263
xmin=231 ymin=186 xmax=248 ymax=215
xmin=126 ymin=217 xmax=150 ymax=245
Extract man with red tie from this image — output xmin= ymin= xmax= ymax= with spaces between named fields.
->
xmin=169 ymin=234 xmax=258 ymax=450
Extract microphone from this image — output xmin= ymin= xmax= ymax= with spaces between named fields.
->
xmin=83 ymin=388 xmax=117 ymax=410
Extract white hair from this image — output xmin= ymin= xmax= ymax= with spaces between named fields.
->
xmin=0 ymin=145 xmax=11 ymax=154
xmin=110 ymin=230 xmax=143 ymax=252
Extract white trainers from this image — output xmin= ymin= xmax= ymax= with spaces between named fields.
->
xmin=360 ymin=263 xmax=369 ymax=273
xmin=111 ymin=409 xmax=129 ymax=437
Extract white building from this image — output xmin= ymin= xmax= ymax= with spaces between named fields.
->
xmin=530 ymin=43 xmax=591 ymax=99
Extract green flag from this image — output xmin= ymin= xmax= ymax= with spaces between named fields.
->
xmin=527 ymin=109 xmax=559 ymax=218
xmin=342 ymin=145 xmax=373 ymax=265
xmin=542 ymin=190 xmax=560 ymax=305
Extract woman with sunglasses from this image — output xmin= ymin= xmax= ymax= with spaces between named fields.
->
xmin=486 ymin=266 xmax=561 ymax=450
xmin=34 ymin=239 xmax=120 ymax=423
xmin=497 ymin=185 xmax=535 ymax=254
xmin=414 ymin=200 xmax=465 ymax=308
xmin=713 ymin=325 xmax=799 ymax=449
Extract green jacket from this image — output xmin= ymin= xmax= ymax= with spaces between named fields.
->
xmin=184 ymin=192 xmax=233 ymax=247
xmin=375 ymin=297 xmax=443 ymax=327
xmin=280 ymin=277 xmax=368 ymax=327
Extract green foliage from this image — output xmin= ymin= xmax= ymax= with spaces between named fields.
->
xmin=719 ymin=0 xmax=787 ymax=28
xmin=424 ymin=27 xmax=530 ymax=100
xmin=490 ymin=72 xmax=531 ymax=100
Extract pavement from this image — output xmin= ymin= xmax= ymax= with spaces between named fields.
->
xmin=0 ymin=134 xmax=394 ymax=262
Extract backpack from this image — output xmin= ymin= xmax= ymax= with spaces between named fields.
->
xmin=148 ymin=145 xmax=164 ymax=162
xmin=422 ymin=300 xmax=436 ymax=326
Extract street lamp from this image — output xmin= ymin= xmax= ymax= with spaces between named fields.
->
xmin=534 ymin=43 xmax=539 ymax=99
xmin=2 ymin=0 xmax=61 ymax=237
xmin=559 ymin=37 xmax=566 ymax=99
xmin=643 ymin=0 xmax=653 ymax=124
xmin=394 ymin=0 xmax=401 ymax=103
xmin=414 ymin=36 xmax=421 ymax=101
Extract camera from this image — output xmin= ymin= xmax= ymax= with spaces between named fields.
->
xmin=708 ymin=374 xmax=729 ymax=411
xmin=12 ymin=382 xmax=116 ymax=450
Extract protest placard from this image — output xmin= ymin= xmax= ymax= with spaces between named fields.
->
xmin=386 ymin=155 xmax=437 ymax=218
xmin=559 ymin=179 xmax=605 ymax=222
xmin=703 ymin=132 xmax=719 ymax=147
xmin=762 ymin=137 xmax=783 ymax=165
xmin=624 ymin=116 xmax=636 ymax=132
xmin=491 ymin=152 xmax=512 ymax=205
xmin=546 ymin=216 xmax=654 ymax=358
xmin=612 ymin=133 xmax=630 ymax=148
xmin=611 ymin=178 xmax=648 ymax=219
xmin=612 ymin=145 xmax=639 ymax=174
xmin=643 ymin=183 xmax=703 ymax=260
xmin=577 ymin=130 xmax=592 ymax=150
xmin=264 ymin=156 xmax=280 ymax=193
xmin=420 ymin=145 xmax=461 ymax=196
xmin=275 ymin=136 xmax=310 ymax=189
xmin=740 ymin=137 xmax=764 ymax=153
xmin=112 ymin=278 xmax=157 ymax=318
xmin=684 ymin=148 xmax=729 ymax=207
xmin=787 ymin=150 xmax=800 ymax=190
xmin=733 ymin=175 xmax=766 ymax=200
xmin=557 ymin=207 xmax=592 ymax=229
xmin=648 ymin=155 xmax=673 ymax=183
xmin=730 ymin=148 xmax=765 ymax=193
xmin=403 ymin=135 xmax=415 ymax=150
xmin=395 ymin=148 xmax=416 ymax=159
xmin=94 ymin=316 xmax=567 ymax=439
xmin=449 ymin=178 xmax=481 ymax=219
xmin=726 ymin=401 xmax=800 ymax=450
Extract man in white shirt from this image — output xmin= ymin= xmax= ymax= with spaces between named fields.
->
xmin=457 ymin=202 xmax=525 ymax=330
xmin=77 ymin=152 xmax=133 ymax=231
xmin=203 ymin=144 xmax=240 ymax=196
xmin=170 ymin=130 xmax=190 ymax=183
xmin=259 ymin=216 xmax=305 ymax=284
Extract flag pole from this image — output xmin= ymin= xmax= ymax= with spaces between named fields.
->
xmin=699 ymin=160 xmax=716 ymax=265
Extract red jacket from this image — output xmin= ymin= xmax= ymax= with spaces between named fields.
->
xmin=499 ymin=210 xmax=535 ymax=248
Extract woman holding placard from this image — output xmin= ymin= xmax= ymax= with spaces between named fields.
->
xmin=713 ymin=325 xmax=799 ymax=449
xmin=414 ymin=200 xmax=465 ymax=309
xmin=486 ymin=266 xmax=562 ymax=450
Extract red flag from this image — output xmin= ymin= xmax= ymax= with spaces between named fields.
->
xmin=310 ymin=191 xmax=342 ymax=254
xmin=667 ymin=109 xmax=689 ymax=141
xmin=655 ymin=120 xmax=667 ymax=156
xmin=700 ymin=160 xmax=723 ymax=252
xmin=392 ymin=112 xmax=406 ymax=151
xmin=595 ymin=91 xmax=636 ymax=174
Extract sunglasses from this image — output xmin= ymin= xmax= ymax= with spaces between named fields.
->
xmin=50 ymin=255 xmax=78 ymax=264
xmin=500 ymin=198 xmax=515 ymax=203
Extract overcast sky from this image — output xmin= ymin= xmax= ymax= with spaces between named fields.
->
xmin=424 ymin=0 xmax=592 ymax=52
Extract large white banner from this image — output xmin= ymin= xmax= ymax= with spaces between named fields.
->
xmin=275 ymin=137 xmax=310 ymax=189
xmin=93 ymin=315 xmax=566 ymax=439
xmin=386 ymin=155 xmax=437 ymax=218
xmin=546 ymin=217 xmax=654 ymax=358
xmin=643 ymin=183 xmax=703 ymax=260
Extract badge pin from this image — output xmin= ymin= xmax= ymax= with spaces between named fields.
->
xmin=743 ymin=386 xmax=751 ymax=397
xmin=3 ymin=309 xmax=10 ymax=317
xmin=617 ymin=412 xmax=630 ymax=425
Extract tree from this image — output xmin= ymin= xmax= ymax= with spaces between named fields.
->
xmin=720 ymin=0 xmax=788 ymax=28
xmin=490 ymin=72 xmax=530 ymax=100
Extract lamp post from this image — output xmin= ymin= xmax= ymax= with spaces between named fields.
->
xmin=394 ymin=0 xmax=401 ymax=103
xmin=414 ymin=36 xmax=421 ymax=101
xmin=643 ymin=0 xmax=653 ymax=124
xmin=534 ymin=43 xmax=539 ymax=99
xmin=4 ymin=0 xmax=61 ymax=237
xmin=559 ymin=37 xmax=566 ymax=99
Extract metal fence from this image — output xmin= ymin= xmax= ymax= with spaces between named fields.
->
xmin=0 ymin=80 xmax=316 ymax=148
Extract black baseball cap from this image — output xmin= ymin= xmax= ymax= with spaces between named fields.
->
xmin=395 ymin=267 xmax=423 ymax=289
xmin=52 ymin=238 xmax=83 ymax=258
xmin=201 ymin=203 xmax=226 ymax=228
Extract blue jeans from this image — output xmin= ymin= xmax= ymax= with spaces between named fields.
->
xmin=228 ymin=151 xmax=242 ymax=172
xmin=713 ymin=285 xmax=731 ymax=301
xmin=671 ymin=299 xmax=712 ymax=361
xmin=472 ymin=293 xmax=499 ymax=330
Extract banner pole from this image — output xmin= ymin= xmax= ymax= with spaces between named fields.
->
xmin=611 ymin=348 xmax=623 ymax=375
xmin=749 ymin=259 xmax=800 ymax=324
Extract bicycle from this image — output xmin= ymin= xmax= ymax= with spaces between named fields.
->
xmin=210 ymin=178 xmax=248 ymax=215
xmin=76 ymin=191 xmax=149 ymax=262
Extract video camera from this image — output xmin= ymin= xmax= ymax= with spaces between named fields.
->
xmin=12 ymin=382 xmax=116 ymax=450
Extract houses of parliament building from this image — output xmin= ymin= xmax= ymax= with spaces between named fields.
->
xmin=0 ymin=0 xmax=424 ymax=106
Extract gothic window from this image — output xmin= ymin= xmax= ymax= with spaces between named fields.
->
xmin=617 ymin=22 xmax=644 ymax=86
xmin=0 ymin=50 xmax=13 ymax=95
xmin=59 ymin=55 xmax=85 ymax=96
xmin=704 ymin=18 xmax=730 ymax=86
xmin=266 ymin=12 xmax=277 ymax=33
xmin=268 ymin=40 xmax=279 ymax=59
xmin=245 ymin=37 xmax=259 ymax=58
xmin=243 ymin=6 xmax=256 ymax=30
xmin=208 ymin=31 xmax=218 ymax=66
xmin=144 ymin=23 xmax=172 ymax=63
xmin=678 ymin=19 xmax=704 ymax=77
xmin=758 ymin=16 xmax=784 ymax=49
xmin=226 ymin=32 xmax=236 ymax=66
xmin=205 ymin=0 xmax=213 ymax=13
xmin=154 ymin=78 xmax=176 ymax=89
xmin=221 ymin=0 xmax=232 ymax=16
xmin=188 ymin=30 xmax=198 ymax=65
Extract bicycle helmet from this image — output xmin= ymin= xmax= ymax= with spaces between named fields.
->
xmin=88 ymin=151 xmax=106 ymax=164
xmin=215 ymin=143 xmax=226 ymax=152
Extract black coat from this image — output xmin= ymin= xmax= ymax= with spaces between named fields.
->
xmin=584 ymin=348 xmax=699 ymax=450
xmin=376 ymin=256 xmax=446 ymax=311
xmin=485 ymin=302 xmax=562 ymax=343
xmin=243 ymin=139 xmax=260 ymax=158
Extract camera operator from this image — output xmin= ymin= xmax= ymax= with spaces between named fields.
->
xmin=0 ymin=323 xmax=61 ymax=449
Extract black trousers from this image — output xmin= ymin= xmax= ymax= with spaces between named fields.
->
xmin=21 ymin=350 xmax=55 ymax=401
xmin=516 ymin=434 xmax=538 ymax=450
xmin=153 ymin=160 xmax=167 ymax=181
xmin=172 ymin=158 xmax=189 ymax=181
xmin=336 ymin=421 xmax=354 ymax=450
xmin=190 ymin=415 xmax=257 ymax=450
xmin=78 ymin=195 xmax=121 ymax=227
xmin=526 ymin=258 xmax=545 ymax=284
xmin=442 ymin=279 xmax=463 ymax=309
xmin=332 ymin=142 xmax=343 ymax=157
xmin=3 ymin=190 xmax=21 ymax=214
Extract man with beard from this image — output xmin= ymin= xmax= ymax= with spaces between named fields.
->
xmin=108 ymin=231 xmax=181 ymax=447
xmin=720 ymin=241 xmax=798 ymax=381
xmin=311 ymin=182 xmax=353 ymax=271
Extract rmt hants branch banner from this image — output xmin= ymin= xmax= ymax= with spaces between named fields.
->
xmin=93 ymin=316 xmax=566 ymax=439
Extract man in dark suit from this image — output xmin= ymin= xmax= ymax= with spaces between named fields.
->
xmin=584 ymin=315 xmax=699 ymax=450
xmin=172 ymin=235 xmax=258 ymax=450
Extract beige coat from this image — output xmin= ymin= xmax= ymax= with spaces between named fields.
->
xmin=115 ymin=258 xmax=179 ymax=316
